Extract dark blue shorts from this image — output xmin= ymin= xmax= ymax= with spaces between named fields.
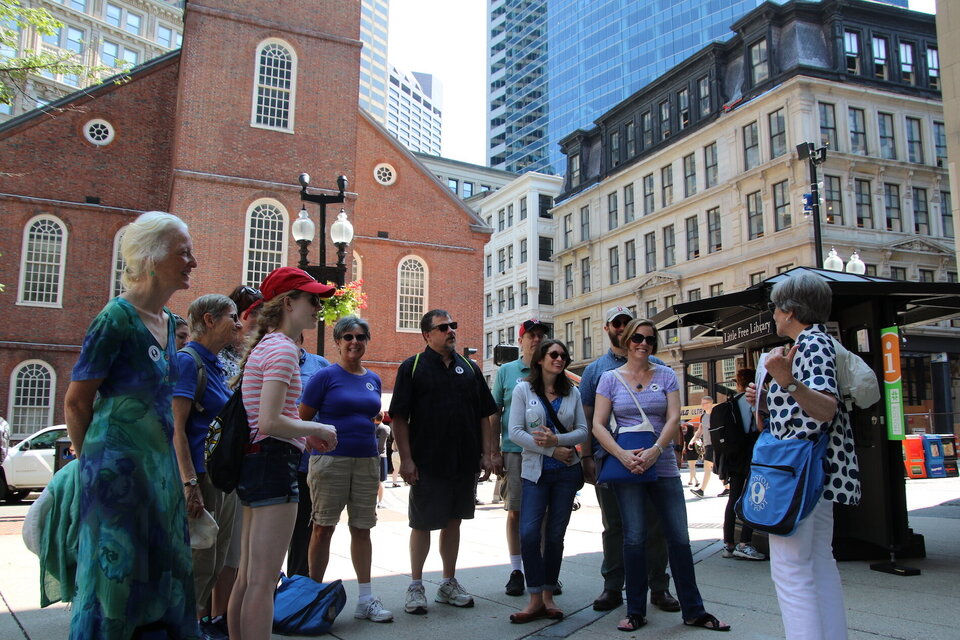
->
xmin=237 ymin=437 xmax=301 ymax=507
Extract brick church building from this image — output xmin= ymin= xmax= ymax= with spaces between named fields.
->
xmin=0 ymin=0 xmax=490 ymax=436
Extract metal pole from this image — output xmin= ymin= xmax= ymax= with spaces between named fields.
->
xmin=810 ymin=155 xmax=824 ymax=269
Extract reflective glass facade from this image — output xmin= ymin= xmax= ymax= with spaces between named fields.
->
xmin=488 ymin=0 xmax=909 ymax=174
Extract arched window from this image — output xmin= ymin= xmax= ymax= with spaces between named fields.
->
xmin=18 ymin=215 xmax=67 ymax=307
xmin=352 ymin=251 xmax=362 ymax=282
xmin=397 ymin=256 xmax=427 ymax=331
xmin=243 ymin=199 xmax=288 ymax=288
xmin=251 ymin=39 xmax=296 ymax=131
xmin=8 ymin=360 xmax=55 ymax=436
xmin=111 ymin=228 xmax=126 ymax=298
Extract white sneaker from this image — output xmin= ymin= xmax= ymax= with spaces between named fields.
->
xmin=721 ymin=544 xmax=735 ymax=558
xmin=733 ymin=543 xmax=766 ymax=560
xmin=404 ymin=583 xmax=428 ymax=615
xmin=435 ymin=578 xmax=474 ymax=607
xmin=355 ymin=596 xmax=394 ymax=622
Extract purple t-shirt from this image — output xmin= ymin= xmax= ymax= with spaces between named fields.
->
xmin=300 ymin=363 xmax=382 ymax=458
xmin=596 ymin=364 xmax=680 ymax=478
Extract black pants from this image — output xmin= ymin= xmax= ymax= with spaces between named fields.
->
xmin=286 ymin=470 xmax=313 ymax=577
xmin=723 ymin=474 xmax=753 ymax=544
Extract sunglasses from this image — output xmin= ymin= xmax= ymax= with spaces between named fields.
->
xmin=341 ymin=333 xmax=369 ymax=342
xmin=228 ymin=313 xmax=239 ymax=323
xmin=629 ymin=334 xmax=658 ymax=345
xmin=432 ymin=322 xmax=458 ymax=332
xmin=545 ymin=350 xmax=569 ymax=362
xmin=767 ymin=302 xmax=779 ymax=313
xmin=609 ymin=317 xmax=630 ymax=328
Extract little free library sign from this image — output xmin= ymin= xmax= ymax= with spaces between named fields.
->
xmin=722 ymin=314 xmax=775 ymax=347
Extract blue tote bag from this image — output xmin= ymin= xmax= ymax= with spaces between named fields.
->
xmin=597 ymin=371 xmax=658 ymax=484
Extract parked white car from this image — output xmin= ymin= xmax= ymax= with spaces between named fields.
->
xmin=0 ymin=425 xmax=69 ymax=503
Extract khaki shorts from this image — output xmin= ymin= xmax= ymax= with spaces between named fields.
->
xmin=307 ymin=455 xmax=380 ymax=529
xmin=500 ymin=451 xmax=523 ymax=512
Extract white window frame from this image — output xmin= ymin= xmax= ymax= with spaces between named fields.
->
xmin=250 ymin=38 xmax=297 ymax=133
xmin=352 ymin=251 xmax=362 ymax=283
xmin=17 ymin=214 xmax=68 ymax=308
xmin=111 ymin=227 xmax=126 ymax=298
xmin=242 ymin=198 xmax=289 ymax=288
xmin=396 ymin=255 xmax=428 ymax=332
xmin=7 ymin=360 xmax=56 ymax=437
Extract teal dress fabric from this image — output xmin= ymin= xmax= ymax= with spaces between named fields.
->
xmin=70 ymin=298 xmax=199 ymax=639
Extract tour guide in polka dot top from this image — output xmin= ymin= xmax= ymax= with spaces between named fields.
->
xmin=757 ymin=271 xmax=859 ymax=640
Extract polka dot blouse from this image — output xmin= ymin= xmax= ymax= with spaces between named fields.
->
xmin=765 ymin=324 xmax=861 ymax=506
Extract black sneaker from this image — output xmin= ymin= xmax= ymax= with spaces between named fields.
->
xmin=199 ymin=617 xmax=229 ymax=640
xmin=505 ymin=570 xmax=525 ymax=596
xmin=718 ymin=488 xmax=730 ymax=497
xmin=554 ymin=579 xmax=563 ymax=596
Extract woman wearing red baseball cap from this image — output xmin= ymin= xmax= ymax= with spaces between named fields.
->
xmin=227 ymin=267 xmax=339 ymax=639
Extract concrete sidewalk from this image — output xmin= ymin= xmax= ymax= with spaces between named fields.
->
xmin=1 ymin=476 xmax=958 ymax=639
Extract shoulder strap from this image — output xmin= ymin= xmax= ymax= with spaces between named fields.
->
xmin=611 ymin=370 xmax=650 ymax=432
xmin=411 ymin=352 xmax=421 ymax=377
xmin=535 ymin=392 xmax=571 ymax=434
xmin=179 ymin=346 xmax=208 ymax=414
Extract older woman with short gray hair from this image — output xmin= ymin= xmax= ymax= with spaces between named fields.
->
xmin=755 ymin=272 xmax=860 ymax=639
xmin=172 ymin=293 xmax=243 ymax=634
xmin=298 ymin=315 xmax=392 ymax=622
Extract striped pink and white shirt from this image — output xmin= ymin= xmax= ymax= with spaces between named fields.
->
xmin=241 ymin=331 xmax=305 ymax=451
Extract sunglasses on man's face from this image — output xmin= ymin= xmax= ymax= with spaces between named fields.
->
xmin=432 ymin=322 xmax=458 ymax=332
xmin=608 ymin=317 xmax=630 ymax=329
xmin=341 ymin=333 xmax=369 ymax=342
xmin=629 ymin=334 xmax=657 ymax=345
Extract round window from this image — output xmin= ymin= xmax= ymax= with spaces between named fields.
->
xmin=373 ymin=163 xmax=397 ymax=186
xmin=83 ymin=119 xmax=114 ymax=146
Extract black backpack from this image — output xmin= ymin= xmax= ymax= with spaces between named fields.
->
xmin=204 ymin=382 xmax=250 ymax=493
xmin=708 ymin=394 xmax=757 ymax=480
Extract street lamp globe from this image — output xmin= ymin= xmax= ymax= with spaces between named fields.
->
xmin=845 ymin=251 xmax=866 ymax=275
xmin=824 ymin=247 xmax=844 ymax=272
xmin=330 ymin=208 xmax=354 ymax=245
xmin=292 ymin=206 xmax=316 ymax=242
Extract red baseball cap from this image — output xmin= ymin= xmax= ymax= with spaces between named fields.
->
xmin=260 ymin=267 xmax=336 ymax=302
xmin=519 ymin=318 xmax=549 ymax=338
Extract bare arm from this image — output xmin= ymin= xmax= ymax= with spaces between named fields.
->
xmin=392 ymin=414 xmax=418 ymax=484
xmin=479 ymin=414 xmax=495 ymax=480
xmin=489 ymin=411 xmax=505 ymax=476
xmin=172 ymin=396 xmax=204 ymax=518
xmin=64 ymin=378 xmax=102 ymax=455
xmin=257 ymin=380 xmax=337 ymax=447
xmin=581 ymin=403 xmax=597 ymax=483
xmin=591 ymin=393 xmax=640 ymax=471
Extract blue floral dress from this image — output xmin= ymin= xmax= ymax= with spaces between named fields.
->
xmin=69 ymin=298 xmax=199 ymax=639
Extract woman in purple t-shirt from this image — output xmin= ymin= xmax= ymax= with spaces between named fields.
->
xmin=592 ymin=318 xmax=729 ymax=633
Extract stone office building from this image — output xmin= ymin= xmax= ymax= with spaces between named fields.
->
xmin=550 ymin=0 xmax=956 ymax=414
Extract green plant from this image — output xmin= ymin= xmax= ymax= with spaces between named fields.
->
xmin=316 ymin=279 xmax=367 ymax=325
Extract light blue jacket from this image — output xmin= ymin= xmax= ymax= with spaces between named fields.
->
xmin=508 ymin=381 xmax=589 ymax=482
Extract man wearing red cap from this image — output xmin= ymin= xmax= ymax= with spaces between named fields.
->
xmin=491 ymin=318 xmax=549 ymax=596
xmin=390 ymin=309 xmax=498 ymax=615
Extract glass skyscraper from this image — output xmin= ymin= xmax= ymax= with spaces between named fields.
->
xmin=488 ymin=0 xmax=909 ymax=175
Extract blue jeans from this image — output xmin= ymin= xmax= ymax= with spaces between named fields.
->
xmin=519 ymin=463 xmax=583 ymax=592
xmin=612 ymin=476 xmax=706 ymax=620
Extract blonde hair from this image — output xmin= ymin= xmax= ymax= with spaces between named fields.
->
xmin=120 ymin=211 xmax=189 ymax=288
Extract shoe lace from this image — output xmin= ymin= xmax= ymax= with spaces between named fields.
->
xmin=446 ymin=578 xmax=466 ymax=594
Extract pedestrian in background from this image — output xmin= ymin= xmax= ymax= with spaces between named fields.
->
xmin=64 ymin=211 xmax=200 ymax=639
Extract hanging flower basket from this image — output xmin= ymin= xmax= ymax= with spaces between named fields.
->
xmin=316 ymin=279 xmax=368 ymax=325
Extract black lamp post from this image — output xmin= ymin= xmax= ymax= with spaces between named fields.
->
xmin=797 ymin=141 xmax=828 ymax=268
xmin=292 ymin=173 xmax=354 ymax=355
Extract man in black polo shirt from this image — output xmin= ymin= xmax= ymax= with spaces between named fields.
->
xmin=390 ymin=309 xmax=498 ymax=615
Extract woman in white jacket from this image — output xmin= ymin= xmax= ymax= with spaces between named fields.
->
xmin=508 ymin=339 xmax=588 ymax=623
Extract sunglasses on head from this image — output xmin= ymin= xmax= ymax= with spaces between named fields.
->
xmin=609 ymin=317 xmax=630 ymax=329
xmin=629 ymin=334 xmax=658 ymax=345
xmin=340 ymin=333 xmax=368 ymax=342
xmin=432 ymin=322 xmax=458 ymax=332
xmin=545 ymin=350 xmax=569 ymax=362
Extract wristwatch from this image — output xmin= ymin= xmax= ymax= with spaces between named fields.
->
xmin=183 ymin=477 xmax=198 ymax=487
xmin=784 ymin=381 xmax=799 ymax=393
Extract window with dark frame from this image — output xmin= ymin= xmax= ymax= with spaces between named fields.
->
xmin=773 ymin=180 xmax=791 ymax=231
xmin=663 ymin=225 xmax=675 ymax=267
xmin=582 ymin=318 xmax=592 ymax=360
xmin=747 ymin=190 xmax=764 ymax=239
xmin=919 ymin=269 xmax=934 ymax=283
xmin=608 ymin=192 xmax=618 ymax=230
xmin=520 ymin=238 xmax=527 ymax=263
xmin=884 ymin=184 xmax=902 ymax=231
xmin=610 ymin=130 xmax=621 ymax=167
xmin=697 ymin=76 xmax=710 ymax=117
xmin=769 ymin=108 xmax=786 ymax=158
xmin=539 ymin=195 xmax=554 ymax=218
xmin=643 ymin=174 xmax=655 ymax=215
xmin=873 ymin=36 xmax=888 ymax=80
xmin=641 ymin=111 xmax=652 ymax=148
xmin=519 ymin=196 xmax=527 ymax=220
xmin=685 ymin=215 xmax=700 ymax=259
xmin=899 ymin=41 xmax=916 ymax=85
xmin=626 ymin=120 xmax=636 ymax=157
xmin=890 ymin=266 xmax=906 ymax=280
xmin=580 ymin=205 xmax=590 ymax=240
xmin=625 ymin=239 xmax=636 ymax=279
xmin=581 ymin=257 xmax=591 ymax=293
xmin=750 ymin=38 xmax=769 ymax=85
xmin=934 ymin=121 xmax=947 ymax=167
xmin=855 ymin=179 xmax=873 ymax=228
xmin=913 ymin=187 xmax=929 ymax=235
xmin=743 ymin=121 xmax=760 ymax=170
xmin=819 ymin=102 xmax=837 ymax=150
xmin=609 ymin=246 xmax=620 ymax=284
xmin=678 ymin=88 xmax=690 ymax=129
xmin=661 ymin=164 xmax=673 ymax=207
xmin=707 ymin=208 xmax=722 ymax=252
xmin=563 ymin=214 xmax=572 ymax=249
xmin=879 ymin=112 xmax=897 ymax=159
xmin=849 ymin=107 xmax=867 ymax=155
xmin=498 ymin=288 xmax=505 ymax=313
xmin=704 ymin=142 xmax=718 ymax=188
xmin=941 ymin=191 xmax=953 ymax=238
xmin=539 ymin=279 xmax=554 ymax=305
xmin=564 ymin=264 xmax=574 ymax=299
xmin=825 ymin=175 xmax=844 ymax=224
xmin=683 ymin=153 xmax=696 ymax=197
xmin=569 ymin=154 xmax=581 ymax=186
xmin=659 ymin=99 xmax=671 ymax=140
xmin=927 ymin=46 xmax=940 ymax=89
xmin=538 ymin=236 xmax=553 ymax=262
xmin=844 ymin=30 xmax=861 ymax=74
xmin=906 ymin=117 xmax=924 ymax=163
xmin=624 ymin=184 xmax=636 ymax=222
xmin=520 ymin=281 xmax=528 ymax=306
xmin=644 ymin=232 xmax=656 ymax=273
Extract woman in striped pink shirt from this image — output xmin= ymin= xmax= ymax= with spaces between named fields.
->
xmin=227 ymin=267 xmax=339 ymax=640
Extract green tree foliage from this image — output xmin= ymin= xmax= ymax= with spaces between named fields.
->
xmin=1 ymin=0 xmax=109 ymax=106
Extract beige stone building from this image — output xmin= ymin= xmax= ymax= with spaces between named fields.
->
xmin=550 ymin=0 xmax=954 ymax=406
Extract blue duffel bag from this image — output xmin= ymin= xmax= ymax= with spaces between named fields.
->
xmin=273 ymin=574 xmax=347 ymax=635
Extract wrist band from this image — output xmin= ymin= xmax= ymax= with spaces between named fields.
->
xmin=653 ymin=443 xmax=664 ymax=455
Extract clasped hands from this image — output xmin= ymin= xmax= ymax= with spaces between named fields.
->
xmin=532 ymin=426 xmax=575 ymax=464
xmin=618 ymin=446 xmax=659 ymax=474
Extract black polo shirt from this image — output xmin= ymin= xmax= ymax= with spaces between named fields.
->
xmin=389 ymin=346 xmax=497 ymax=478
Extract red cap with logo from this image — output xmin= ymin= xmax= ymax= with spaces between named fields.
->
xmin=244 ymin=267 xmax=336 ymax=317
xmin=519 ymin=318 xmax=550 ymax=338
